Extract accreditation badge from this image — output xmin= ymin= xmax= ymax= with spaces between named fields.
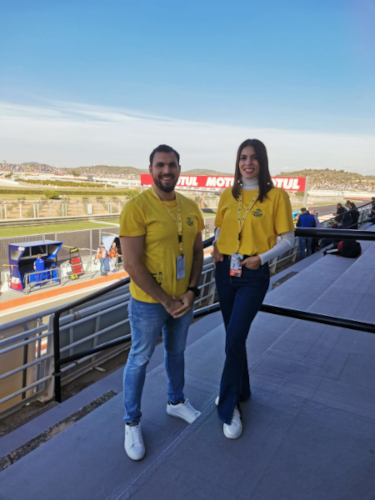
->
xmin=176 ymin=255 xmax=186 ymax=280
xmin=229 ymin=254 xmax=243 ymax=277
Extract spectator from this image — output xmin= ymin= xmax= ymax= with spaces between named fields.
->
xmin=109 ymin=241 xmax=119 ymax=272
xmin=296 ymin=207 xmax=316 ymax=259
xmin=335 ymin=203 xmax=351 ymax=228
xmin=370 ymin=197 xmax=375 ymax=222
xmin=311 ymin=210 xmax=322 ymax=253
xmin=345 ymin=200 xmax=359 ymax=229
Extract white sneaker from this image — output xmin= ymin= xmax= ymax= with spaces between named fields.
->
xmin=167 ymin=399 xmax=201 ymax=424
xmin=124 ymin=422 xmax=145 ymax=461
xmin=223 ymin=406 xmax=242 ymax=439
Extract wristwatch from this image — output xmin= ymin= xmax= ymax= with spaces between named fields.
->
xmin=187 ymin=286 xmax=200 ymax=297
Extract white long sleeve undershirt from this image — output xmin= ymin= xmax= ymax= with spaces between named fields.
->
xmin=214 ymin=176 xmax=295 ymax=264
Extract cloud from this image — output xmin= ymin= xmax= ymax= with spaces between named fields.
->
xmin=0 ymin=100 xmax=374 ymax=174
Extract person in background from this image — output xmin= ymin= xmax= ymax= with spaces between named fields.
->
xmin=212 ymin=138 xmax=295 ymax=440
xmin=345 ymin=200 xmax=359 ymax=229
xmin=370 ymin=197 xmax=375 ymax=222
xmin=310 ymin=210 xmax=322 ymax=253
xmin=109 ymin=241 xmax=119 ymax=272
xmin=335 ymin=203 xmax=351 ymax=228
xmin=97 ymin=243 xmax=108 ymax=276
xmin=296 ymin=207 xmax=316 ymax=259
xmin=33 ymin=253 xmax=45 ymax=286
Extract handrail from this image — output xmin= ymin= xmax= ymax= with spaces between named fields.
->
xmin=52 ymin=229 xmax=375 ymax=402
xmin=294 ymin=228 xmax=375 ymax=240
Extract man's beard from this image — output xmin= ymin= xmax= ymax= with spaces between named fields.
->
xmin=153 ymin=174 xmax=178 ymax=193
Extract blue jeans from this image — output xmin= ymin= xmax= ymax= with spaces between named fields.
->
xmin=100 ymin=258 xmax=107 ymax=275
xmin=215 ymin=258 xmax=270 ymax=424
xmin=123 ymin=296 xmax=194 ymax=423
xmin=299 ymin=237 xmax=313 ymax=259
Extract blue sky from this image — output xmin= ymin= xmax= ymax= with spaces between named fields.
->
xmin=1 ymin=0 xmax=374 ymax=172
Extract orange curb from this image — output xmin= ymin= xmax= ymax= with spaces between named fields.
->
xmin=0 ymin=271 xmax=129 ymax=312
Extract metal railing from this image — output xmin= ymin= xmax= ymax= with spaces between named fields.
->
xmin=1 ymin=226 xmax=375 ymax=416
xmin=23 ymin=267 xmax=64 ymax=295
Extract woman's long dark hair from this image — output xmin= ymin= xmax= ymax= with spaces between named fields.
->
xmin=231 ymin=139 xmax=273 ymax=202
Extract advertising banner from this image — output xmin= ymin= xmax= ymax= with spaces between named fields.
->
xmin=140 ymin=174 xmax=306 ymax=192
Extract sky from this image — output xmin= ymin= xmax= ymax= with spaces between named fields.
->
xmin=1 ymin=0 xmax=374 ymax=174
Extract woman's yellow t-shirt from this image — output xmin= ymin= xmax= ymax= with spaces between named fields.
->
xmin=215 ymin=187 xmax=295 ymax=256
xmin=120 ymin=188 xmax=204 ymax=303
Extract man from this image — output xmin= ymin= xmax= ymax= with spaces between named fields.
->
xmin=296 ymin=207 xmax=316 ymax=259
xmin=96 ymin=243 xmax=108 ymax=276
xmin=120 ymin=144 xmax=204 ymax=461
xmin=33 ymin=253 xmax=45 ymax=287
xmin=335 ymin=203 xmax=351 ymax=228
xmin=345 ymin=200 xmax=359 ymax=229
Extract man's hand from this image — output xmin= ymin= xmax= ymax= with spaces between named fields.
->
xmin=211 ymin=242 xmax=223 ymax=269
xmin=168 ymin=291 xmax=195 ymax=318
xmin=241 ymin=256 xmax=261 ymax=270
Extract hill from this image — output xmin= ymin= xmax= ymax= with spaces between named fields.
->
xmin=275 ymin=168 xmax=375 ymax=186
xmin=67 ymin=165 xmax=146 ymax=176
xmin=183 ymin=169 xmax=232 ymax=175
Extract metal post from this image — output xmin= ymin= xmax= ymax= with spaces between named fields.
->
xmin=303 ymin=176 xmax=309 ymax=208
xmin=53 ymin=312 xmax=62 ymax=403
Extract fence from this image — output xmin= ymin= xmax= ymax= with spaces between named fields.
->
xmin=0 ymin=257 xmax=216 ymax=418
xmin=0 ymin=199 xmax=127 ymax=221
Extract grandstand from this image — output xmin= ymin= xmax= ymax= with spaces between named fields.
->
xmin=1 ymin=217 xmax=375 ymax=498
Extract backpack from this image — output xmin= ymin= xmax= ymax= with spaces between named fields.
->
xmin=324 ymin=240 xmax=362 ymax=258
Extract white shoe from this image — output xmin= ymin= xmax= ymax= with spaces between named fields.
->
xmin=124 ymin=422 xmax=145 ymax=461
xmin=215 ymin=396 xmax=219 ymax=406
xmin=167 ymin=399 xmax=201 ymax=424
xmin=223 ymin=406 xmax=242 ymax=439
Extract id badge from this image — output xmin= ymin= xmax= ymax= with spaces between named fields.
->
xmin=176 ymin=255 xmax=185 ymax=280
xmin=229 ymin=253 xmax=243 ymax=277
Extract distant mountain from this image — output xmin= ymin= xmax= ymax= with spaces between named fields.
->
xmin=183 ymin=169 xmax=232 ymax=176
xmin=66 ymin=166 xmax=148 ymax=175
xmin=21 ymin=162 xmax=54 ymax=168
xmin=274 ymin=168 xmax=375 ymax=183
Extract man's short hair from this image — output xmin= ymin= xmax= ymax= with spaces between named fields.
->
xmin=337 ymin=203 xmax=342 ymax=207
xmin=300 ymin=207 xmax=307 ymax=212
xmin=37 ymin=253 xmax=42 ymax=258
xmin=149 ymin=145 xmax=180 ymax=166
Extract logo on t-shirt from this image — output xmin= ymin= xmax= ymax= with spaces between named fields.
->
xmin=186 ymin=218 xmax=194 ymax=226
xmin=252 ymin=209 xmax=263 ymax=218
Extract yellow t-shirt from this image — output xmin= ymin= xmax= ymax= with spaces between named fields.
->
xmin=215 ymin=187 xmax=295 ymax=256
xmin=119 ymin=187 xmax=205 ymax=303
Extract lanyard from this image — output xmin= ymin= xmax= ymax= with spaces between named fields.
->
xmin=236 ymin=190 xmax=259 ymax=252
xmin=151 ymin=188 xmax=184 ymax=255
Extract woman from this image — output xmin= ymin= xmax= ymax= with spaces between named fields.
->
xmin=213 ymin=139 xmax=295 ymax=439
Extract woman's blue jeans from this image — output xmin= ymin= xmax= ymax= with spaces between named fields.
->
xmin=123 ymin=296 xmax=193 ymax=423
xmin=215 ymin=258 xmax=270 ymax=424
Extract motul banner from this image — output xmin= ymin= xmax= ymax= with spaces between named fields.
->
xmin=140 ymin=174 xmax=306 ymax=192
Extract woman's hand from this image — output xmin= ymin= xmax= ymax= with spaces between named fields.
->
xmin=211 ymin=242 xmax=223 ymax=269
xmin=241 ymin=255 xmax=261 ymax=270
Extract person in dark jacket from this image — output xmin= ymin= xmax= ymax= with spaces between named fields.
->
xmin=296 ymin=207 xmax=316 ymax=259
xmin=335 ymin=203 xmax=351 ymax=228
xmin=345 ymin=201 xmax=359 ymax=229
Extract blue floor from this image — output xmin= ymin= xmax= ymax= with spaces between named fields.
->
xmin=1 ymin=235 xmax=375 ymax=500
